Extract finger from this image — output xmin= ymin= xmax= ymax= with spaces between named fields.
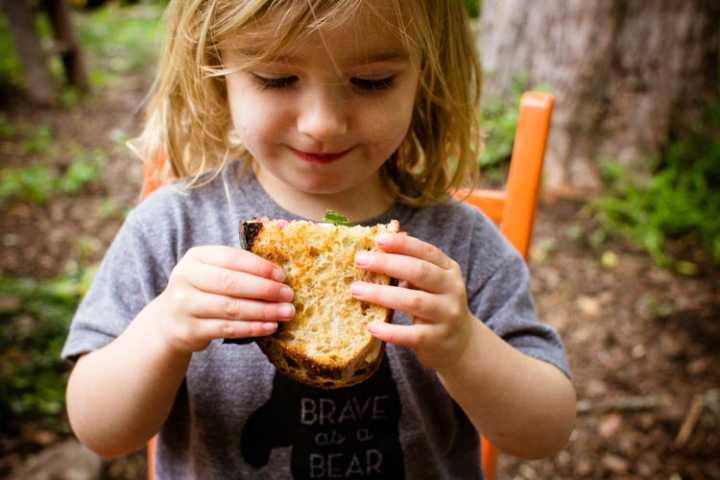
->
xmin=188 ymin=262 xmax=294 ymax=302
xmin=196 ymin=319 xmax=279 ymax=341
xmin=189 ymin=292 xmax=295 ymax=322
xmin=187 ymin=245 xmax=286 ymax=282
xmin=355 ymin=251 xmax=447 ymax=293
xmin=367 ymin=321 xmax=433 ymax=349
xmin=350 ymin=282 xmax=441 ymax=320
xmin=373 ymin=233 xmax=454 ymax=270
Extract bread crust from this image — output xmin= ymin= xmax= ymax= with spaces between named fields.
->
xmin=242 ymin=219 xmax=399 ymax=389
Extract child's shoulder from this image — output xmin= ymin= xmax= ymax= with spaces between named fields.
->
xmin=411 ymin=198 xmax=500 ymax=236
xmin=128 ymin=163 xmax=244 ymax=227
xmin=407 ymin=198 xmax=519 ymax=269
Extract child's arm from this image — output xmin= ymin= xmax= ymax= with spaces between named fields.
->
xmin=66 ymin=245 xmax=294 ymax=458
xmin=351 ymin=233 xmax=576 ymax=459
xmin=434 ymin=320 xmax=576 ymax=459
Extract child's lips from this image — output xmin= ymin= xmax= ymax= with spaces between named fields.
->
xmin=290 ymin=147 xmax=353 ymax=164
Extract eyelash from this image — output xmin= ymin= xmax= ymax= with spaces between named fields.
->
xmin=251 ymin=75 xmax=395 ymax=92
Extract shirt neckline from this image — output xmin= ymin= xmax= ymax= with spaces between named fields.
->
xmin=230 ymin=161 xmax=412 ymax=227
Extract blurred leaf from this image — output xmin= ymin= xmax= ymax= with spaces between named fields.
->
xmin=23 ymin=126 xmax=54 ymax=155
xmin=0 ymin=268 xmax=96 ymax=428
xmin=75 ymin=3 xmax=164 ymax=78
xmin=464 ymin=0 xmax=481 ymax=18
xmin=0 ymin=165 xmax=57 ymax=204
xmin=59 ymin=149 xmax=106 ymax=193
xmin=0 ymin=13 xmax=24 ymax=87
xmin=675 ymin=261 xmax=698 ymax=277
xmin=592 ymin=100 xmax=720 ymax=267
xmin=601 ymin=251 xmax=619 ymax=269
xmin=0 ymin=114 xmax=16 ymax=140
xmin=0 ymin=148 xmax=106 ymax=205
xmin=60 ymin=87 xmax=82 ymax=107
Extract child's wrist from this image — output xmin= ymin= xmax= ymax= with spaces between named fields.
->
xmin=434 ymin=316 xmax=482 ymax=380
xmin=141 ymin=294 xmax=194 ymax=362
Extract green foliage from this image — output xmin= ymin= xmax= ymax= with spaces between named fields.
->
xmin=0 ymin=166 xmax=56 ymax=204
xmin=0 ymin=114 xmax=17 ymax=140
xmin=23 ymin=125 xmax=54 ymax=155
xmin=76 ymin=3 xmax=163 ymax=78
xmin=0 ymin=148 xmax=107 ymax=205
xmin=0 ymin=269 xmax=94 ymax=429
xmin=0 ymin=3 xmax=163 ymax=91
xmin=61 ymin=149 xmax=107 ymax=193
xmin=593 ymin=105 xmax=720 ymax=268
xmin=60 ymin=86 xmax=82 ymax=107
xmin=464 ymin=0 xmax=482 ymax=18
xmin=479 ymin=77 xmax=550 ymax=185
xmin=0 ymin=13 xmax=23 ymax=87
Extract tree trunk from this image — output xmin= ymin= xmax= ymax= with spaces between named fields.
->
xmin=45 ymin=0 xmax=89 ymax=91
xmin=1 ymin=0 xmax=57 ymax=105
xmin=479 ymin=0 xmax=720 ymax=194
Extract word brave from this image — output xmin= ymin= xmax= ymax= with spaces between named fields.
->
xmin=301 ymin=396 xmax=389 ymax=426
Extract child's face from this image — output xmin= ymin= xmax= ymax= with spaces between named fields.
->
xmin=222 ymin=4 xmax=420 ymax=205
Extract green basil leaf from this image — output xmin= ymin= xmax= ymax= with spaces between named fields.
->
xmin=323 ymin=210 xmax=350 ymax=225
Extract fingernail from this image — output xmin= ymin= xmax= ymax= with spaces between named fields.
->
xmin=367 ymin=322 xmax=381 ymax=334
xmin=355 ymin=251 xmax=372 ymax=266
xmin=350 ymin=282 xmax=369 ymax=296
xmin=279 ymin=303 xmax=295 ymax=318
xmin=375 ymin=233 xmax=392 ymax=246
xmin=263 ymin=322 xmax=278 ymax=333
xmin=280 ymin=286 xmax=294 ymax=301
xmin=272 ymin=268 xmax=286 ymax=282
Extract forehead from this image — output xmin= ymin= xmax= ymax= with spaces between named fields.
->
xmin=221 ymin=0 xmax=418 ymax=65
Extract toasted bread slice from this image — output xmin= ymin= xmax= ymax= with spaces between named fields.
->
xmin=241 ymin=219 xmax=399 ymax=389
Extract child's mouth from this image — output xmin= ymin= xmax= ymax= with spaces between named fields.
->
xmin=290 ymin=147 xmax=353 ymax=164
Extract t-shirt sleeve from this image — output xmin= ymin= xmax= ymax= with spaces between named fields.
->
xmin=467 ymin=225 xmax=571 ymax=379
xmin=61 ymin=210 xmax=171 ymax=361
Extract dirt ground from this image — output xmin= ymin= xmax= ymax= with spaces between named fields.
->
xmin=1 ymin=67 xmax=718 ymax=480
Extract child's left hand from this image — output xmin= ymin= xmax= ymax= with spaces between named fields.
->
xmin=351 ymin=232 xmax=475 ymax=371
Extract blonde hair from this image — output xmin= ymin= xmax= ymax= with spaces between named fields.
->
xmin=132 ymin=0 xmax=482 ymax=206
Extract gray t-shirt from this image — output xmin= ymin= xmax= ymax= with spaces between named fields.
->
xmin=62 ymin=161 xmax=570 ymax=479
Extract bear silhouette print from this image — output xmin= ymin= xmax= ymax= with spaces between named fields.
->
xmin=241 ymin=354 xmax=405 ymax=479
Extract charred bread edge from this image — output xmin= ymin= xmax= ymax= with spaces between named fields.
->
xmin=241 ymin=220 xmax=263 ymax=251
xmin=222 ymin=220 xmax=264 ymax=345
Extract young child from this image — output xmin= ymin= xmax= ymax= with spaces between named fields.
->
xmin=62 ymin=1 xmax=576 ymax=478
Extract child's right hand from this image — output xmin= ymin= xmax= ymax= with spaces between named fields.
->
xmin=153 ymin=246 xmax=294 ymax=354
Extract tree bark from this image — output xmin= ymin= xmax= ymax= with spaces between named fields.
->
xmin=1 ymin=0 xmax=57 ymax=105
xmin=479 ymin=0 xmax=720 ymax=194
xmin=45 ymin=0 xmax=89 ymax=91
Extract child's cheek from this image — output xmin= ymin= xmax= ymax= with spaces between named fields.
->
xmin=229 ymin=100 xmax=291 ymax=152
xmin=363 ymin=98 xmax=415 ymax=156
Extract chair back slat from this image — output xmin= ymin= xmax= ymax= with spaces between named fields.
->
xmin=455 ymin=91 xmax=554 ymax=480
xmin=499 ymin=91 xmax=554 ymax=260
xmin=456 ymin=189 xmax=507 ymax=225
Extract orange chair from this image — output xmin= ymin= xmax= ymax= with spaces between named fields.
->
xmin=142 ymin=91 xmax=554 ymax=480
xmin=455 ymin=91 xmax=554 ymax=479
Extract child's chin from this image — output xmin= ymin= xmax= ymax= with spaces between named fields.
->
xmin=291 ymin=175 xmax=355 ymax=195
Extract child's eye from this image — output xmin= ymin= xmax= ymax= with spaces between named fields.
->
xmin=252 ymin=74 xmax=298 ymax=90
xmin=351 ymin=76 xmax=395 ymax=92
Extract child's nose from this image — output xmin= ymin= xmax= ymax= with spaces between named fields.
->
xmin=297 ymin=89 xmax=348 ymax=141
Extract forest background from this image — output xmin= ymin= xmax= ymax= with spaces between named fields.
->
xmin=0 ymin=0 xmax=718 ymax=478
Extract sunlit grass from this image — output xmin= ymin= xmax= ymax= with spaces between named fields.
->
xmin=0 ymin=146 xmax=108 ymax=205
